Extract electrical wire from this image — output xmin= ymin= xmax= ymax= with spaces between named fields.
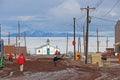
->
xmin=76 ymin=17 xmax=86 ymax=31
xmin=94 ymin=0 xmax=105 ymax=8
xmin=102 ymin=0 xmax=120 ymax=17
xmin=90 ymin=16 xmax=116 ymax=22
xmin=76 ymin=21 xmax=83 ymax=32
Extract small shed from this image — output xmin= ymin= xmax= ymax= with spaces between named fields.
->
xmin=35 ymin=39 xmax=59 ymax=55
xmin=91 ymin=53 xmax=102 ymax=66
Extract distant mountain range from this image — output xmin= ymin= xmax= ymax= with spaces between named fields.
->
xmin=2 ymin=30 xmax=114 ymax=37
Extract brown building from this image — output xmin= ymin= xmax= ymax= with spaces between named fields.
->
xmin=115 ymin=20 xmax=120 ymax=53
xmin=4 ymin=45 xmax=16 ymax=55
xmin=15 ymin=46 xmax=27 ymax=55
xmin=4 ymin=45 xmax=27 ymax=56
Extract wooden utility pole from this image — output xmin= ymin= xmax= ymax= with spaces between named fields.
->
xmin=96 ymin=28 xmax=99 ymax=52
xmin=24 ymin=31 xmax=27 ymax=55
xmin=78 ymin=37 xmax=80 ymax=53
xmin=16 ymin=36 xmax=17 ymax=46
xmin=80 ymin=37 xmax=81 ymax=53
xmin=96 ymin=28 xmax=99 ymax=53
xmin=66 ymin=33 xmax=68 ymax=55
xmin=0 ymin=24 xmax=1 ymax=40
xmin=18 ymin=21 xmax=20 ymax=55
xmin=8 ymin=32 xmax=10 ymax=45
xmin=15 ymin=36 xmax=17 ymax=58
xmin=73 ymin=18 xmax=76 ymax=60
xmin=24 ymin=31 xmax=26 ymax=47
xmin=0 ymin=24 xmax=2 ymax=56
xmin=78 ymin=37 xmax=81 ymax=53
xmin=106 ymin=36 xmax=109 ymax=48
xmin=83 ymin=26 xmax=86 ymax=56
xmin=81 ymin=6 xmax=95 ymax=64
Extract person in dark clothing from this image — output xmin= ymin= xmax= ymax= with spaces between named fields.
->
xmin=101 ymin=52 xmax=107 ymax=63
xmin=53 ymin=55 xmax=58 ymax=66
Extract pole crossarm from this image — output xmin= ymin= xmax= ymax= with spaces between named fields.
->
xmin=81 ymin=7 xmax=96 ymax=11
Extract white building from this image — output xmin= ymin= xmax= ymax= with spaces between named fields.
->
xmin=35 ymin=39 xmax=59 ymax=55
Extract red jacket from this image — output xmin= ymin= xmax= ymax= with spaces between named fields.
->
xmin=17 ymin=54 xmax=26 ymax=64
xmin=9 ymin=53 xmax=13 ymax=59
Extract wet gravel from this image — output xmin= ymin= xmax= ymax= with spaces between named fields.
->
xmin=0 ymin=56 xmax=120 ymax=80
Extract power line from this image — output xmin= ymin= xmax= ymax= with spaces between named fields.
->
xmin=102 ymin=0 xmax=120 ymax=17
xmin=90 ymin=16 xmax=116 ymax=22
xmin=75 ymin=16 xmax=86 ymax=32
xmin=76 ymin=21 xmax=84 ymax=32
xmin=95 ymin=0 xmax=105 ymax=8
xmin=76 ymin=13 xmax=86 ymax=22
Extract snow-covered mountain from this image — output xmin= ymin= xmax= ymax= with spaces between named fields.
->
xmin=2 ymin=30 xmax=114 ymax=37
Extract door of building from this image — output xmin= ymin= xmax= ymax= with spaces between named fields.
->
xmin=47 ymin=48 xmax=50 ymax=55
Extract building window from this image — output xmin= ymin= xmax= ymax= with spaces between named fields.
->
xmin=119 ymin=46 xmax=120 ymax=52
xmin=38 ymin=50 xmax=40 ymax=53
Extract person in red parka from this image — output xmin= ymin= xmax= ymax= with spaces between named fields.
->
xmin=9 ymin=53 xmax=13 ymax=62
xmin=17 ymin=53 xmax=26 ymax=72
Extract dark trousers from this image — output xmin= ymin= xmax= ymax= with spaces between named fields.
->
xmin=54 ymin=61 xmax=57 ymax=66
xmin=9 ymin=58 xmax=13 ymax=62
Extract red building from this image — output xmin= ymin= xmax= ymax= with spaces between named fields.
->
xmin=106 ymin=48 xmax=114 ymax=56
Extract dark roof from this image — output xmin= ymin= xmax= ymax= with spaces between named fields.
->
xmin=35 ymin=44 xmax=57 ymax=49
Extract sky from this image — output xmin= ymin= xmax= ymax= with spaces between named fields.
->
xmin=0 ymin=0 xmax=120 ymax=36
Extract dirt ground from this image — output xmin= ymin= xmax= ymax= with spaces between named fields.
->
xmin=0 ymin=55 xmax=120 ymax=80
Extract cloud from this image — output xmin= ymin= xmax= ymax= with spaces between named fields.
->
xmin=110 ymin=11 xmax=117 ymax=17
xmin=90 ymin=31 xmax=114 ymax=37
xmin=0 ymin=0 xmax=118 ymax=34
xmin=16 ymin=16 xmax=36 ymax=21
xmin=0 ymin=16 xmax=36 ymax=21
xmin=1 ymin=24 xmax=17 ymax=34
xmin=0 ymin=15 xmax=52 ymax=22
xmin=46 ymin=0 xmax=82 ymax=32
xmin=49 ymin=0 xmax=81 ymax=18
